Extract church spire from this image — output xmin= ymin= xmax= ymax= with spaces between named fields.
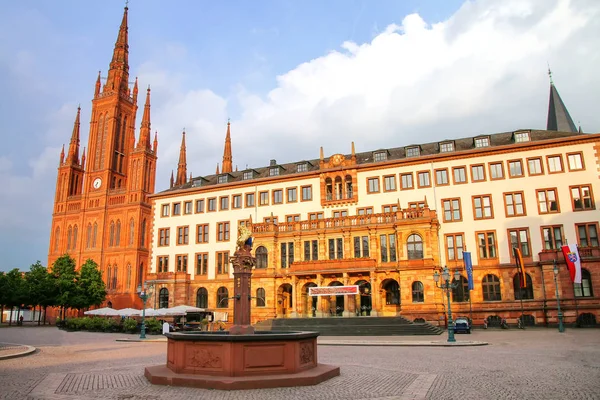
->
xmin=66 ymin=106 xmax=81 ymax=165
xmin=175 ymin=130 xmax=187 ymax=186
xmin=546 ymin=69 xmax=577 ymax=133
xmin=221 ymin=120 xmax=233 ymax=173
xmin=104 ymin=6 xmax=130 ymax=95
xmin=137 ymin=86 xmax=152 ymax=149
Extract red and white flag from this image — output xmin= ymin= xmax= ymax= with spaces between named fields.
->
xmin=561 ymin=244 xmax=582 ymax=284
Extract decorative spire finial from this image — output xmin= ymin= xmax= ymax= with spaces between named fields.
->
xmin=547 ymin=62 xmax=553 ymax=85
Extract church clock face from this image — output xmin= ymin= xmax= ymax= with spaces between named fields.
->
xmin=93 ymin=178 xmax=102 ymax=189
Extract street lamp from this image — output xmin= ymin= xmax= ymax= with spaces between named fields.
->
xmin=137 ymin=282 xmax=152 ymax=339
xmin=433 ymin=266 xmax=462 ymax=343
xmin=552 ymin=260 xmax=565 ymax=333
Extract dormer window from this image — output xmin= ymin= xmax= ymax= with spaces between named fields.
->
xmin=243 ymin=171 xmax=254 ymax=180
xmin=296 ymin=163 xmax=308 ymax=173
xmin=406 ymin=146 xmax=420 ymax=157
xmin=217 ymin=175 xmax=228 ymax=184
xmin=440 ymin=142 xmax=454 ymax=153
xmin=269 ymin=167 xmax=279 ymax=176
xmin=373 ymin=151 xmax=388 ymax=162
xmin=514 ymin=131 xmax=530 ymax=143
xmin=474 ymin=137 xmax=490 ymax=148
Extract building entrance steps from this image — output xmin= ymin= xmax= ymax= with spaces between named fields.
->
xmin=253 ymin=316 xmax=444 ymax=336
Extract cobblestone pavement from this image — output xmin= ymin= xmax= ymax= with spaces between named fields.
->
xmin=0 ymin=327 xmax=599 ymax=400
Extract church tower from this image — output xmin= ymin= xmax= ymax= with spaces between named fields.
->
xmin=49 ymin=6 xmax=158 ymax=309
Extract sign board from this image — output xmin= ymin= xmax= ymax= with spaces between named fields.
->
xmin=308 ymin=285 xmax=359 ymax=297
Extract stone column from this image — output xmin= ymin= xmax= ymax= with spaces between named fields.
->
xmin=370 ymin=271 xmax=379 ymax=317
xmin=315 ymin=274 xmax=325 ymax=318
xmin=290 ymin=275 xmax=299 ymax=318
xmin=228 ymin=243 xmax=256 ymax=335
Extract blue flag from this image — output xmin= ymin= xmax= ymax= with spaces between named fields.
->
xmin=464 ymin=252 xmax=474 ymax=290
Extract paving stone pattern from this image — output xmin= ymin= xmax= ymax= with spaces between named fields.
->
xmin=0 ymin=327 xmax=598 ymax=400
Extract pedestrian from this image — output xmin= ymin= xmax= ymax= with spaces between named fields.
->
xmin=19 ymin=315 xmax=24 ymax=326
xmin=483 ymin=317 xmax=488 ymax=329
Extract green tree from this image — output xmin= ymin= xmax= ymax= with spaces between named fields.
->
xmin=26 ymin=261 xmax=56 ymax=325
xmin=73 ymin=259 xmax=106 ymax=310
xmin=52 ymin=254 xmax=78 ymax=319
xmin=4 ymin=269 xmax=26 ymax=325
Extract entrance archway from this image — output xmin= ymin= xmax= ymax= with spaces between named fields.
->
xmin=381 ymin=279 xmax=400 ymax=314
xmin=302 ymin=282 xmax=318 ymax=317
xmin=277 ymin=283 xmax=293 ymax=317
xmin=355 ymin=280 xmax=372 ymax=316
xmin=328 ymin=281 xmax=344 ymax=316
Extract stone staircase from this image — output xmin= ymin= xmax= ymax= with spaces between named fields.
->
xmin=254 ymin=316 xmax=443 ymax=336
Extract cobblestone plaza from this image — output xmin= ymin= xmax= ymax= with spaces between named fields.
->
xmin=0 ymin=327 xmax=599 ymax=400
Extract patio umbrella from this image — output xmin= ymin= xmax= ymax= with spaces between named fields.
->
xmin=115 ymin=308 xmax=141 ymax=317
xmin=84 ymin=307 xmax=116 ymax=316
xmin=164 ymin=305 xmax=206 ymax=315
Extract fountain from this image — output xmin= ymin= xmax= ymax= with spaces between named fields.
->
xmin=144 ymin=226 xmax=340 ymax=390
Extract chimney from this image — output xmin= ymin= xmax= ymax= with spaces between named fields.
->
xmin=270 ymin=159 xmax=277 ymax=166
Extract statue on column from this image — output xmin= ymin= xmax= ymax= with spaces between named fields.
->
xmin=228 ymin=225 xmax=257 ymax=334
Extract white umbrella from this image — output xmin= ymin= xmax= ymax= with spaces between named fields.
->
xmin=164 ymin=305 xmax=206 ymax=316
xmin=115 ymin=308 xmax=141 ymax=316
xmin=84 ymin=307 xmax=116 ymax=316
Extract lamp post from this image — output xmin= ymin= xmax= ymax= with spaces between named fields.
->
xmin=433 ymin=266 xmax=462 ymax=343
xmin=137 ymin=282 xmax=151 ymax=339
xmin=552 ymin=259 xmax=565 ymax=333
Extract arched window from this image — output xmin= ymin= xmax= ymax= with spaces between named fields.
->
xmin=407 ymin=234 xmax=423 ymax=259
xmin=159 ymin=288 xmax=169 ymax=308
xmin=513 ymin=273 xmax=534 ymax=300
xmin=196 ymin=287 xmax=208 ymax=308
xmin=126 ymin=264 xmax=132 ymax=291
xmin=452 ymin=276 xmax=470 ymax=302
xmin=86 ymin=223 xmax=92 ymax=249
xmin=256 ymin=288 xmax=266 ymax=307
xmin=383 ymin=279 xmax=400 ymax=305
xmin=140 ymin=219 xmax=146 ymax=248
xmin=217 ymin=287 xmax=229 ymax=308
xmin=334 ymin=176 xmax=343 ymax=200
xmin=256 ymin=246 xmax=268 ymax=269
xmin=72 ymin=225 xmax=78 ymax=250
xmin=66 ymin=226 xmax=72 ymax=251
xmin=54 ymin=227 xmax=60 ymax=252
xmin=345 ymin=175 xmax=353 ymax=199
xmin=106 ymin=266 xmax=112 ymax=290
xmin=109 ymin=221 xmax=115 ymax=247
xmin=115 ymin=220 xmax=121 ymax=246
xmin=325 ymin=177 xmax=333 ymax=201
xmin=92 ymin=223 xmax=98 ymax=248
xmin=112 ymin=264 xmax=118 ymax=290
xmin=483 ymin=274 xmax=501 ymax=301
xmin=412 ymin=281 xmax=424 ymax=303
xmin=575 ymin=269 xmax=594 ymax=298
xmin=129 ymin=219 xmax=135 ymax=245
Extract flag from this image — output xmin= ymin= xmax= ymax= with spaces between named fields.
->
xmin=463 ymin=252 xmax=474 ymax=290
xmin=561 ymin=244 xmax=582 ymax=284
xmin=513 ymin=247 xmax=526 ymax=288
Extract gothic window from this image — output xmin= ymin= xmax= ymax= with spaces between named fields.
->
xmin=513 ymin=273 xmax=533 ymax=300
xmin=67 ymin=226 xmax=72 ymax=251
xmin=217 ymin=287 xmax=229 ymax=308
xmin=256 ymin=246 xmax=268 ymax=269
xmin=115 ymin=220 xmax=121 ymax=246
xmin=129 ymin=219 xmax=135 ymax=245
xmin=196 ymin=287 xmax=208 ymax=308
xmin=126 ymin=264 xmax=132 ymax=290
xmin=256 ymin=288 xmax=266 ymax=307
xmin=112 ymin=265 xmax=118 ymax=291
xmin=72 ymin=225 xmax=78 ymax=250
xmin=95 ymin=114 xmax=105 ymax=170
xmin=407 ymin=234 xmax=423 ymax=259
xmin=482 ymin=274 xmax=501 ymax=301
xmin=109 ymin=221 xmax=115 ymax=247
xmin=54 ymin=227 xmax=60 ymax=252
xmin=106 ymin=266 xmax=112 ymax=290
xmin=92 ymin=223 xmax=98 ymax=248
xmin=86 ymin=224 xmax=92 ymax=249
xmin=412 ymin=281 xmax=424 ymax=303
xmin=159 ymin=288 xmax=169 ymax=308
xmin=140 ymin=218 xmax=146 ymax=248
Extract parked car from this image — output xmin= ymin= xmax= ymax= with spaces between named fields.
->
xmin=453 ymin=317 xmax=471 ymax=334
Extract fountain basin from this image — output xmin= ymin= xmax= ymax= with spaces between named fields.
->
xmin=144 ymin=330 xmax=340 ymax=390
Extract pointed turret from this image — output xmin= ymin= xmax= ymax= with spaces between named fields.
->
xmin=95 ymin=71 xmax=101 ymax=97
xmin=221 ymin=120 xmax=233 ymax=173
xmin=132 ymin=77 xmax=139 ymax=104
xmin=175 ymin=131 xmax=187 ymax=186
xmin=137 ymin=86 xmax=152 ymax=150
xmin=81 ymin=147 xmax=86 ymax=169
xmin=170 ymin=170 xmax=174 ymax=188
xmin=189 ymin=172 xmax=192 ymax=182
xmin=104 ymin=6 xmax=130 ymax=95
xmin=153 ymin=131 xmax=158 ymax=153
xmin=216 ymin=163 xmax=220 ymax=175
xmin=60 ymin=144 xmax=65 ymax=165
xmin=66 ymin=106 xmax=81 ymax=165
xmin=546 ymin=69 xmax=577 ymax=133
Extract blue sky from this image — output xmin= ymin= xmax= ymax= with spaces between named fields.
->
xmin=1 ymin=0 xmax=599 ymax=271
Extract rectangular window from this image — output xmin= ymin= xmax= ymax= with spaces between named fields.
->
xmin=176 ymin=254 xmax=188 ymax=272
xmin=195 ymin=199 xmax=205 ymax=213
xmin=172 ymin=202 xmax=181 ymax=216
xmin=473 ymin=195 xmax=493 ymax=219
xmin=570 ymin=185 xmax=594 ymax=211
xmin=245 ymin=193 xmax=255 ymax=207
xmin=379 ymin=234 xmax=396 ymax=263
xmin=243 ymin=171 xmax=254 ymax=180
xmin=286 ymin=214 xmax=300 ymax=223
xmin=508 ymin=160 xmax=524 ymax=177
xmin=353 ymin=236 xmax=370 ymax=258
xmin=356 ymin=207 xmax=373 ymax=215
xmin=374 ymin=151 xmax=388 ymax=161
xmin=301 ymin=185 xmax=312 ymax=201
xmin=440 ymin=142 xmax=454 ymax=152
xmin=367 ymin=177 xmax=380 ymax=193
xmin=471 ymin=165 xmax=485 ymax=182
xmin=296 ymin=163 xmax=308 ymax=172
xmin=273 ymin=189 xmax=283 ymax=204
xmin=537 ymin=188 xmax=559 ymax=214
xmin=304 ymin=240 xmax=319 ymax=261
xmin=504 ymin=192 xmax=526 ymax=217
xmin=219 ymin=196 xmax=229 ymax=211
xmin=409 ymin=201 xmax=425 ymax=209
xmin=514 ymin=131 xmax=530 ymax=142
xmin=442 ymin=198 xmax=462 ymax=222
xmin=309 ymin=212 xmax=324 ymax=220
xmin=269 ymin=167 xmax=279 ymax=176
xmin=177 ymin=226 xmax=189 ymax=245
xmin=195 ymin=253 xmax=208 ymax=275
xmin=217 ymin=175 xmax=228 ymax=184
xmin=406 ymin=146 xmax=420 ymax=157
xmin=567 ymin=152 xmax=584 ymax=171
xmin=576 ymin=223 xmax=599 ymax=247
xmin=259 ymin=191 xmax=269 ymax=205
xmin=400 ymin=173 xmax=414 ymax=189
xmin=332 ymin=210 xmax=348 ymax=218
xmin=547 ymin=155 xmax=564 ymax=173
xmin=527 ymin=157 xmax=543 ymax=175
xmin=383 ymin=175 xmax=396 ymax=191
xmin=382 ymin=204 xmax=398 ymax=213
xmin=217 ymin=222 xmax=230 ymax=242
xmin=161 ymin=204 xmax=170 ymax=217
xmin=453 ymin=167 xmax=467 ymax=184
xmin=435 ymin=169 xmax=449 ymax=185
xmin=264 ymin=216 xmax=278 ymax=224
xmin=445 ymin=233 xmax=464 ymax=261
xmin=542 ymin=225 xmax=563 ymax=250
xmin=489 ymin=162 xmax=504 ymax=179
xmin=477 ymin=231 xmax=497 ymax=259
xmin=280 ymin=242 xmax=294 ymax=268
xmin=196 ymin=224 xmax=209 ymax=243
xmin=417 ymin=171 xmax=431 ymax=187
xmin=328 ymin=238 xmax=343 ymax=259
xmin=287 ymin=187 xmax=297 ymax=202
xmin=208 ymin=198 xmax=216 ymax=212
xmin=184 ymin=201 xmax=192 ymax=214
xmin=216 ymin=251 xmax=229 ymax=274
xmin=232 ymin=194 xmax=242 ymax=209
xmin=475 ymin=137 xmax=490 ymax=148
xmin=509 ymin=228 xmax=531 ymax=257
xmin=158 ymin=228 xmax=170 ymax=246
xmin=157 ymin=256 xmax=169 ymax=273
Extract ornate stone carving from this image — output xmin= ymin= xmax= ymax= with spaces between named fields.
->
xmin=188 ymin=348 xmax=222 ymax=368
xmin=299 ymin=342 xmax=314 ymax=365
